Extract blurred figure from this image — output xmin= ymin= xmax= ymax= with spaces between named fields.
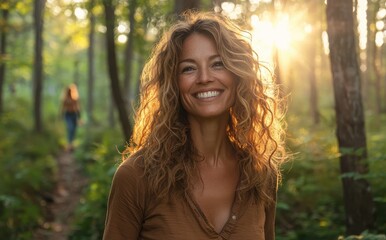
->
xmin=61 ymin=83 xmax=81 ymax=151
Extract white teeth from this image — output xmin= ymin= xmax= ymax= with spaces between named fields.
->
xmin=196 ymin=91 xmax=220 ymax=99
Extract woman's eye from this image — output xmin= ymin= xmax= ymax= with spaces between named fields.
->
xmin=213 ymin=61 xmax=224 ymax=68
xmin=181 ymin=66 xmax=195 ymax=73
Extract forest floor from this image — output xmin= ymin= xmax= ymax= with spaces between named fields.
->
xmin=33 ymin=149 xmax=88 ymax=240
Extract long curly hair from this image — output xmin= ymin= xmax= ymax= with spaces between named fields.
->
xmin=124 ymin=11 xmax=287 ymax=203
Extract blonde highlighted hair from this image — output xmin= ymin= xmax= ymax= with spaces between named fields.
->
xmin=125 ymin=11 xmax=287 ymax=203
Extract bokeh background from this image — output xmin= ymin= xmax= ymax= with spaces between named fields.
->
xmin=0 ymin=0 xmax=385 ymax=239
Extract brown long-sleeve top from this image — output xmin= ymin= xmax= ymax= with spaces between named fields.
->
xmin=103 ymin=160 xmax=277 ymax=240
xmin=62 ymin=98 xmax=80 ymax=114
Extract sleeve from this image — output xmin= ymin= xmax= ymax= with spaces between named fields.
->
xmin=264 ymin=175 xmax=278 ymax=240
xmin=103 ymin=163 xmax=146 ymax=240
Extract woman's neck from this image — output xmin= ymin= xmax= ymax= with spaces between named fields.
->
xmin=188 ymin=115 xmax=235 ymax=167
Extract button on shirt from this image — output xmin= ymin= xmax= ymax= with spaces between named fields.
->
xmin=103 ymin=161 xmax=276 ymax=240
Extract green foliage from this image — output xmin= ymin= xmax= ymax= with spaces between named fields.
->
xmin=277 ymin=112 xmax=344 ymax=239
xmin=0 ymin=99 xmax=61 ymax=239
xmin=69 ymin=127 xmax=124 ymax=240
xmin=276 ymin=110 xmax=386 ymax=239
xmin=339 ymin=231 xmax=386 ymax=240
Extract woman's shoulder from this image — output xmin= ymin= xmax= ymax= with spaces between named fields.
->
xmin=115 ymin=158 xmax=145 ymax=182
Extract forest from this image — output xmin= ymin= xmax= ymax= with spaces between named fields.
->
xmin=0 ymin=0 xmax=385 ymax=239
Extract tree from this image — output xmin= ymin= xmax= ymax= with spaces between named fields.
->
xmin=87 ymin=0 xmax=96 ymax=124
xmin=33 ymin=0 xmax=46 ymax=132
xmin=306 ymin=0 xmax=321 ymax=125
xmin=123 ymin=0 xmax=136 ymax=111
xmin=103 ymin=0 xmax=132 ymax=142
xmin=271 ymin=0 xmax=285 ymax=97
xmin=326 ymin=0 xmax=375 ymax=235
xmin=0 ymin=6 xmax=9 ymax=114
xmin=370 ymin=0 xmax=382 ymax=115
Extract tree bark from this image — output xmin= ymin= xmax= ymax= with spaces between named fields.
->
xmin=33 ymin=0 xmax=46 ymax=132
xmin=87 ymin=0 xmax=96 ymax=124
xmin=326 ymin=0 xmax=375 ymax=235
xmin=103 ymin=0 xmax=132 ymax=142
xmin=0 ymin=8 xmax=9 ymax=114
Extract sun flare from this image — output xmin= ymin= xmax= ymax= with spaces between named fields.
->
xmin=250 ymin=14 xmax=294 ymax=64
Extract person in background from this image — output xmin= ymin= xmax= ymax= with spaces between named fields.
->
xmin=61 ymin=83 xmax=81 ymax=151
xmin=103 ymin=11 xmax=287 ymax=240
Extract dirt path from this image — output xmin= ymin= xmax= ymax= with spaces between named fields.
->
xmin=34 ymin=150 xmax=88 ymax=240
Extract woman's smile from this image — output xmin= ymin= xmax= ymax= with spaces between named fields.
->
xmin=195 ymin=90 xmax=222 ymax=99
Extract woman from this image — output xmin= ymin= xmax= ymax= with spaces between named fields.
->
xmin=103 ymin=11 xmax=286 ymax=240
xmin=61 ymin=83 xmax=81 ymax=151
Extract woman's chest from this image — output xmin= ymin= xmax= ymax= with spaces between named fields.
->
xmin=139 ymin=194 xmax=266 ymax=240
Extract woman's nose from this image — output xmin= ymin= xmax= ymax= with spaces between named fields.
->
xmin=196 ymin=68 xmax=213 ymax=84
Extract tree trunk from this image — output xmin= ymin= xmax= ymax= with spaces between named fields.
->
xmin=307 ymin=33 xmax=320 ymax=125
xmin=307 ymin=1 xmax=320 ymax=125
xmin=362 ymin=0 xmax=371 ymax=108
xmin=108 ymin=95 xmax=115 ymax=128
xmin=271 ymin=0 xmax=283 ymax=97
xmin=373 ymin=44 xmax=382 ymax=115
xmin=174 ymin=0 xmax=200 ymax=15
xmin=103 ymin=0 xmax=132 ymax=142
xmin=0 ymin=8 xmax=9 ymax=114
xmin=371 ymin=1 xmax=381 ymax=115
xmin=123 ymin=0 xmax=136 ymax=111
xmin=381 ymin=46 xmax=385 ymax=113
xmin=33 ymin=0 xmax=46 ymax=132
xmin=326 ymin=0 xmax=375 ymax=235
xmin=74 ymin=59 xmax=80 ymax=86
xmin=87 ymin=0 xmax=96 ymax=124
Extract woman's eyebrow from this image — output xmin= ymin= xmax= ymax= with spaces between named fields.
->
xmin=178 ymin=54 xmax=221 ymax=64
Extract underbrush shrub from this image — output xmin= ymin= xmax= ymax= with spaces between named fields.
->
xmin=0 ymin=108 xmax=61 ymax=239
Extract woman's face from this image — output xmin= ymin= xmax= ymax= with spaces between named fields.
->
xmin=177 ymin=33 xmax=236 ymax=120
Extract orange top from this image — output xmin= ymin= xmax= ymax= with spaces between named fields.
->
xmin=62 ymin=98 xmax=80 ymax=113
xmin=103 ymin=160 xmax=277 ymax=240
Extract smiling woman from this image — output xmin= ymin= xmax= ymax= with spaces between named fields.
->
xmin=178 ymin=33 xmax=237 ymax=120
xmin=103 ymin=11 xmax=287 ymax=240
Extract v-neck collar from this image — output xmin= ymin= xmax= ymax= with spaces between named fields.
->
xmin=185 ymin=191 xmax=243 ymax=239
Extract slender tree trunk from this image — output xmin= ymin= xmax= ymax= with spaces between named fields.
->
xmin=373 ymin=44 xmax=382 ymax=115
xmin=108 ymin=95 xmax=115 ymax=128
xmin=124 ymin=0 xmax=137 ymax=103
xmin=74 ymin=59 xmax=80 ymax=86
xmin=381 ymin=46 xmax=385 ymax=113
xmin=33 ymin=0 xmax=46 ymax=132
xmin=362 ymin=0 xmax=370 ymax=107
xmin=123 ymin=0 xmax=136 ymax=110
xmin=308 ymin=1 xmax=321 ymax=125
xmin=371 ymin=1 xmax=381 ymax=115
xmin=87 ymin=0 xmax=96 ymax=124
xmin=307 ymin=33 xmax=320 ymax=125
xmin=103 ymin=0 xmax=132 ymax=142
xmin=0 ymin=8 xmax=9 ymax=114
xmin=271 ymin=0 xmax=283 ymax=97
xmin=326 ymin=0 xmax=375 ymax=235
